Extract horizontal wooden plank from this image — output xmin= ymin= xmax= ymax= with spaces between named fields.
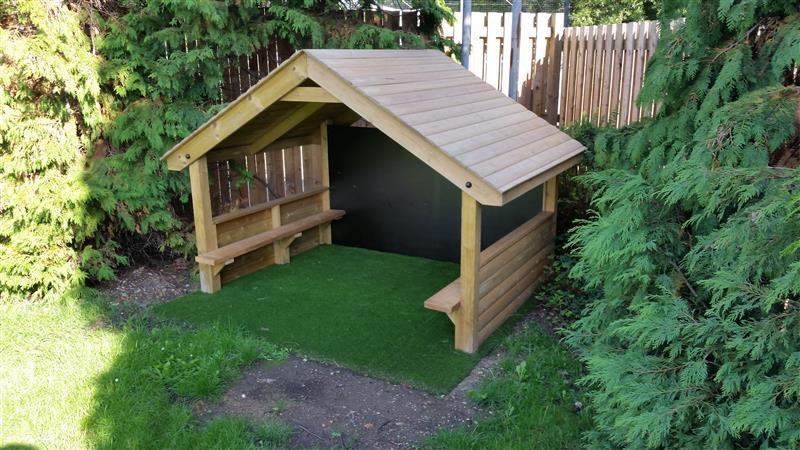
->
xmin=414 ymin=104 xmax=521 ymax=136
xmin=471 ymin=131 xmax=576 ymax=177
xmin=306 ymin=49 xmax=440 ymax=59
xmin=479 ymin=244 xmax=552 ymax=316
xmin=480 ymin=240 xmax=553 ymax=307
xmin=359 ymin=75 xmax=479 ymax=96
xmin=388 ymin=89 xmax=504 ymax=117
xmin=331 ymin=62 xmax=459 ymax=77
xmin=482 ymin=212 xmax=552 ymax=265
xmin=323 ymin=56 xmax=450 ymax=69
xmin=372 ymin=81 xmax=494 ymax=107
xmin=212 ymin=187 xmax=328 ymax=225
xmin=478 ymin=263 xmax=547 ymax=342
xmin=501 ymin=154 xmax=583 ymax=204
xmin=345 ymin=68 xmax=473 ymax=87
xmin=459 ymin=124 xmax=558 ymax=167
xmin=441 ymin=116 xmax=546 ymax=155
xmin=197 ymin=209 xmax=345 ymax=265
xmin=427 ymin=109 xmax=534 ymax=147
xmin=402 ymin=97 xmax=516 ymax=127
xmin=280 ymin=87 xmax=340 ymax=103
xmin=423 ymin=279 xmax=461 ymax=314
xmin=488 ymin=140 xmax=585 ymax=189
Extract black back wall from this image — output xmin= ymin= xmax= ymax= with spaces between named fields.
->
xmin=328 ymin=126 xmax=543 ymax=263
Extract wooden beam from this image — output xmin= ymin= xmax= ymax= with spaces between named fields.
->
xmin=163 ymin=53 xmax=308 ymax=171
xmin=244 ymin=102 xmax=325 ymax=156
xmin=455 ymin=192 xmax=481 ymax=353
xmin=318 ymin=120 xmax=332 ymax=244
xmin=207 ymin=134 xmax=319 ymax=163
xmin=190 ymin=156 xmax=221 ymax=293
xmin=280 ymin=87 xmax=340 ymax=103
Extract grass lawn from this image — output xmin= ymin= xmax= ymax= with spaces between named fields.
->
xmin=155 ymin=244 xmax=529 ymax=393
xmin=0 ymin=291 xmax=290 ymax=449
xmin=425 ymin=323 xmax=591 ymax=449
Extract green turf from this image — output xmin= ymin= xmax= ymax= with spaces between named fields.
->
xmin=155 ymin=244 xmax=531 ymax=392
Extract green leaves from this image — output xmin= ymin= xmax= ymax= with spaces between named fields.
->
xmin=566 ymin=1 xmax=800 ymax=448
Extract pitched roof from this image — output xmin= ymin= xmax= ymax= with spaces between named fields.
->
xmin=161 ymin=49 xmax=584 ymax=206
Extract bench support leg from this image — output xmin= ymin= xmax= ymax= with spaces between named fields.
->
xmin=199 ymin=263 xmax=222 ymax=293
xmin=274 ymin=233 xmax=301 ymax=265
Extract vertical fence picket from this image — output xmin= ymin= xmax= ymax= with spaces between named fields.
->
xmin=485 ymin=12 xmax=503 ymax=90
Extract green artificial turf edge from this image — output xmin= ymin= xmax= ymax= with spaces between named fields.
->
xmin=155 ymin=245 xmax=536 ymax=393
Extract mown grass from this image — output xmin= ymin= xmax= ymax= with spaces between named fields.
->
xmin=0 ymin=290 xmax=290 ymax=449
xmin=425 ymin=323 xmax=591 ymax=449
xmin=155 ymin=245 xmax=530 ymax=393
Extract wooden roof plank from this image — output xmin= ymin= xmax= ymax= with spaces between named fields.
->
xmin=305 ymin=54 xmax=504 ymax=206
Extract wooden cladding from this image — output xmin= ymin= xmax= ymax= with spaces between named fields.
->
xmin=477 ymin=210 xmax=555 ymax=342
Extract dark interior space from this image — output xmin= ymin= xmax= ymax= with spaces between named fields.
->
xmin=328 ymin=125 xmax=543 ymax=262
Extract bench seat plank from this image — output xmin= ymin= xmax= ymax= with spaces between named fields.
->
xmin=424 ymin=278 xmax=461 ymax=314
xmin=197 ymin=209 xmax=345 ymax=266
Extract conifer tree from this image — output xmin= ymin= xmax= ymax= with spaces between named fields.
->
xmin=0 ymin=2 xmax=112 ymax=297
xmin=566 ymin=1 xmax=800 ymax=447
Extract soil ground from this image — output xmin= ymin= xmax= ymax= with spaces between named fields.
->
xmin=100 ymin=258 xmax=558 ymax=449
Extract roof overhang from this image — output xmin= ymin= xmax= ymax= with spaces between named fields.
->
xmin=161 ymin=49 xmax=585 ymax=206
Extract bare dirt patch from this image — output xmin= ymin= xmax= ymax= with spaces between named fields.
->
xmin=205 ymin=356 xmax=487 ymax=450
xmin=96 ymin=259 xmax=197 ymax=307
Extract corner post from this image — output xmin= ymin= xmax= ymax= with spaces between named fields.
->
xmin=456 ymin=191 xmax=481 ymax=353
xmin=190 ymin=156 xmax=221 ymax=293
xmin=543 ymin=175 xmax=557 ymax=214
xmin=318 ymin=120 xmax=332 ymax=244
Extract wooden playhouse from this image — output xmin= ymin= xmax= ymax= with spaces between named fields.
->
xmin=161 ymin=49 xmax=585 ymax=353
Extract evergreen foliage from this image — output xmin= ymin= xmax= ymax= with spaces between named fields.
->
xmin=0 ymin=2 xmax=110 ymax=297
xmin=566 ymin=1 xmax=800 ymax=447
xmin=571 ymin=0 xmax=658 ymax=26
xmin=1 ymin=0 xmax=454 ymax=298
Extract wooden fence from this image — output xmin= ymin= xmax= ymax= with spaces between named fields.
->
xmin=442 ymin=13 xmax=660 ymax=127
xmin=441 ymin=12 xmax=564 ymax=124
xmin=559 ymin=21 xmax=659 ymax=127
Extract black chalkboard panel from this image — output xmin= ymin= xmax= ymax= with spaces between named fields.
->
xmin=328 ymin=126 xmax=543 ymax=262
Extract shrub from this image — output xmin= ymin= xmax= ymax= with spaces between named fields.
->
xmin=0 ymin=2 xmax=112 ymax=297
xmin=565 ymin=1 xmax=800 ymax=448
xmin=1 ymin=0 xmax=455 ymax=298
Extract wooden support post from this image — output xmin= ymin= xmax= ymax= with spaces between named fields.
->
xmin=318 ymin=120 xmax=332 ymax=244
xmin=271 ymin=204 xmax=290 ymax=264
xmin=190 ymin=156 xmax=221 ymax=293
xmin=455 ymin=191 xmax=481 ymax=353
xmin=543 ymin=175 xmax=557 ymax=213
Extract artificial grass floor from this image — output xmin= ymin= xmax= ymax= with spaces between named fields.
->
xmin=155 ymin=245 xmax=532 ymax=393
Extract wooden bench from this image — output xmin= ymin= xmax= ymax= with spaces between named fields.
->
xmin=424 ymin=278 xmax=461 ymax=323
xmin=196 ymin=209 xmax=345 ymax=267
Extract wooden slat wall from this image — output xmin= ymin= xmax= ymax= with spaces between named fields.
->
xmin=474 ymin=210 xmax=555 ymax=342
xmin=209 ymin=146 xmax=322 ymax=216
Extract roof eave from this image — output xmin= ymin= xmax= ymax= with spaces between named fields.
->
xmin=161 ymin=51 xmax=309 ymax=171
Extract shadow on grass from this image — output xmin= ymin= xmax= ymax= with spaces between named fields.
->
xmin=75 ymin=290 xmax=291 ymax=449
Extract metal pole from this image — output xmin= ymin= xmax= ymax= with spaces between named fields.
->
xmin=508 ymin=0 xmax=522 ymax=100
xmin=563 ymin=0 xmax=570 ymax=27
xmin=460 ymin=0 xmax=471 ymax=69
